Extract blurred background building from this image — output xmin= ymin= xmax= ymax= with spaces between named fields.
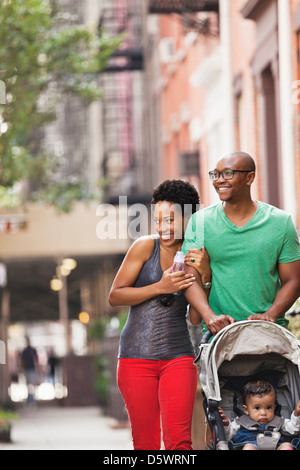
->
xmin=0 ymin=0 xmax=300 ymax=449
xmin=156 ymin=0 xmax=300 ymax=227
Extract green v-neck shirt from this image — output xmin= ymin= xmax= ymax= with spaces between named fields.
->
xmin=182 ymin=202 xmax=300 ymax=328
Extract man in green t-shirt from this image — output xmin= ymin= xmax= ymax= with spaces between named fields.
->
xmin=182 ymin=151 xmax=300 ymax=336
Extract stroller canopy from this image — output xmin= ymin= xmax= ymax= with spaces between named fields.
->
xmin=199 ymin=320 xmax=300 ymax=403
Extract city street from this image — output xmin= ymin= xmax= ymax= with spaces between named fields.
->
xmin=0 ymin=404 xmax=132 ymax=451
xmin=0 ymin=0 xmax=299 ymax=454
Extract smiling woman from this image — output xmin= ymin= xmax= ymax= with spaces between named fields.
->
xmin=153 ymin=201 xmax=186 ymax=247
xmin=108 ymin=179 xmax=211 ymax=451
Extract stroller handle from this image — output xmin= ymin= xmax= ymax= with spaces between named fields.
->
xmin=200 ymin=329 xmax=213 ymax=344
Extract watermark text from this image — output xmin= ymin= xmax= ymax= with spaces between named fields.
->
xmin=96 ymin=197 xmax=204 ymax=242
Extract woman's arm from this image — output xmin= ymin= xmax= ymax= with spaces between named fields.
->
xmin=109 ymin=237 xmax=196 ymax=307
xmin=184 ymin=264 xmax=235 ymax=333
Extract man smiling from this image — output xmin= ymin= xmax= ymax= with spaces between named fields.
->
xmin=182 ymin=151 xmax=300 ymax=335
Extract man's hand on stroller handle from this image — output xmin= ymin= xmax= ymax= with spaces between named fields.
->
xmin=247 ymin=312 xmax=277 ymax=323
xmin=203 ymin=312 xmax=235 ymax=335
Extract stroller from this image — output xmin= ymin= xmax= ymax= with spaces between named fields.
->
xmin=196 ymin=320 xmax=300 ymax=450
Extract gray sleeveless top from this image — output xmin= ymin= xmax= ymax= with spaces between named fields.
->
xmin=118 ymin=236 xmax=195 ymax=360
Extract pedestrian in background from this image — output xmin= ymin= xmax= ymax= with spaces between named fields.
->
xmin=20 ymin=336 xmax=39 ymax=403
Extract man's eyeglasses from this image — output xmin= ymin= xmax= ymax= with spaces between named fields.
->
xmin=209 ymin=169 xmax=253 ymax=181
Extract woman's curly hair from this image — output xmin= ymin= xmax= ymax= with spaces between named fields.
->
xmin=151 ymin=179 xmax=200 ymax=215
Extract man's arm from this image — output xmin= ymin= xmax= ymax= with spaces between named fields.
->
xmin=248 ymin=259 xmax=300 ymax=322
xmin=184 ymin=264 xmax=235 ymax=335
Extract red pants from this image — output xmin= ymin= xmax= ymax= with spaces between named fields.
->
xmin=117 ymin=356 xmax=198 ymax=450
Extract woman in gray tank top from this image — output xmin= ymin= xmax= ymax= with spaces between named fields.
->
xmin=109 ymin=180 xmax=211 ymax=450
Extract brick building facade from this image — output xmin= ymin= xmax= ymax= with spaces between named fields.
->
xmin=156 ymin=0 xmax=300 ymax=230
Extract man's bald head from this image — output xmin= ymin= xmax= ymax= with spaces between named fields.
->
xmin=217 ymin=151 xmax=256 ymax=172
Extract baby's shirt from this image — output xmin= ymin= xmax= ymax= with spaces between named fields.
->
xmin=225 ymin=412 xmax=300 ymax=441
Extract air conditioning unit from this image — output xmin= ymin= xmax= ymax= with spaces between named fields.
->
xmin=158 ymin=38 xmax=176 ymax=64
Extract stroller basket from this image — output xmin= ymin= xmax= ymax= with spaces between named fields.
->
xmin=196 ymin=320 xmax=300 ymax=450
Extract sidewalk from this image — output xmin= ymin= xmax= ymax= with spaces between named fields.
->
xmin=0 ymin=404 xmax=133 ymax=450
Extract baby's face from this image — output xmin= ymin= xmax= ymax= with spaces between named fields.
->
xmin=243 ymin=392 xmax=276 ymax=425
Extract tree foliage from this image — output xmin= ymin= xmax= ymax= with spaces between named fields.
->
xmin=0 ymin=0 xmax=121 ymax=211
xmin=288 ymin=299 xmax=300 ymax=340
xmin=289 ymin=314 xmax=300 ymax=340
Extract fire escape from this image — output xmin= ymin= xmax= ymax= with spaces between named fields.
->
xmin=100 ymin=1 xmax=219 ymax=200
xmin=99 ymin=1 xmax=146 ymax=203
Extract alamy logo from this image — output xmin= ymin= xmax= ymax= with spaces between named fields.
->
xmin=0 ymin=341 xmax=5 ymax=365
xmin=96 ymin=197 xmax=204 ymax=241
xmin=0 ymin=80 xmax=5 ymax=105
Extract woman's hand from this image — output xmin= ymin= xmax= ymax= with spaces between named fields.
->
xmin=158 ymin=267 xmax=196 ymax=294
xmin=185 ymin=247 xmax=211 ymax=282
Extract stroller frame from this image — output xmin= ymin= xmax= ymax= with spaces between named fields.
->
xmin=196 ymin=320 xmax=300 ymax=450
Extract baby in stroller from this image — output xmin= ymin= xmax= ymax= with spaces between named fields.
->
xmin=198 ymin=320 xmax=300 ymax=451
xmin=219 ymin=379 xmax=300 ymax=450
